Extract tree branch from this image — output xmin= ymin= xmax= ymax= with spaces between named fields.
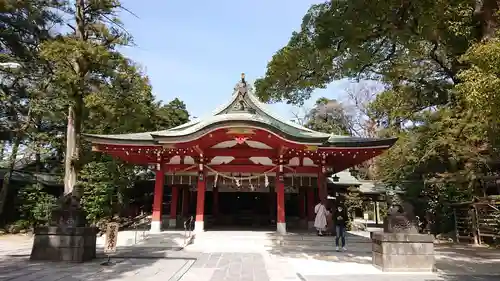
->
xmin=429 ymin=40 xmax=459 ymax=84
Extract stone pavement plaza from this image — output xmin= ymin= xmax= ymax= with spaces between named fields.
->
xmin=1 ymin=231 xmax=500 ymax=281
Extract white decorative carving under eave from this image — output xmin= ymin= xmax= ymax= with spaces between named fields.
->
xmin=209 ymin=156 xmax=234 ymax=165
xmin=303 ymin=157 xmax=317 ymax=167
xmin=184 ymin=156 xmax=195 ymax=165
xmin=211 ymin=140 xmax=272 ymax=149
xmin=288 ymin=157 xmax=300 ymax=166
xmin=212 ymin=140 xmax=238 ymax=148
xmin=246 ymin=140 xmax=272 ymax=149
xmin=168 ymin=155 xmax=181 ymax=165
xmin=249 ymin=157 xmax=273 ymax=165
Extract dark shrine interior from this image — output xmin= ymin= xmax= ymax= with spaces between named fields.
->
xmin=134 ymin=180 xmax=347 ymax=230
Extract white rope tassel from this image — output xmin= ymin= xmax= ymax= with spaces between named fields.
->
xmin=236 ymin=179 xmax=241 ymax=187
xmin=249 ymin=177 xmax=255 ymax=191
xmin=214 ymin=173 xmax=219 ymax=188
xmin=264 ymin=174 xmax=269 ymax=187
xmin=204 ymin=165 xmax=277 ymax=181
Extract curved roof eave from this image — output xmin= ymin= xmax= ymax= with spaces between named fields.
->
xmin=322 ymin=137 xmax=398 ymax=148
xmin=82 ymin=131 xmax=159 ymax=145
xmin=167 ymin=89 xmax=242 ymax=132
xmin=153 ymin=113 xmax=330 ymax=139
xmin=82 ymin=76 xmax=399 ymax=149
xmin=150 ymin=115 xmax=331 ymax=144
xmin=245 ymin=91 xmax=318 ymax=134
xmin=168 ymin=85 xmax=321 ymax=136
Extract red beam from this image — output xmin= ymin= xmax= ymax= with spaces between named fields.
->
xmin=205 ymin=148 xmax=275 ymax=157
xmin=108 ymin=151 xmax=156 ymax=164
xmin=101 ymin=143 xmax=390 ymax=174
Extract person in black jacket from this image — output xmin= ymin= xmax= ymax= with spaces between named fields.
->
xmin=334 ymin=205 xmax=348 ymax=251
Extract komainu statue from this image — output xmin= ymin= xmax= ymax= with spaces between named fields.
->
xmin=372 ymin=190 xmax=435 ymax=272
xmin=383 ymin=191 xmax=419 ymax=234
xmin=50 ymin=193 xmax=87 ymax=227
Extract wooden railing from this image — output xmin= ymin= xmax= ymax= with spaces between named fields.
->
xmin=453 ymin=199 xmax=500 ymax=244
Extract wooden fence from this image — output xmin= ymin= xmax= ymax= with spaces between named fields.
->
xmin=452 ymin=200 xmax=500 ymax=244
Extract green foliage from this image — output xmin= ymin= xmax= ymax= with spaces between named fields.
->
xmin=84 ymin=60 xmax=156 ymax=134
xmin=345 ymin=187 xmax=363 ymax=222
xmin=254 ymin=0 xmax=484 ymax=104
xmin=458 ymin=37 xmax=500 ymax=124
xmin=304 ymin=97 xmax=352 ymax=135
xmin=79 ymin=160 xmax=135 ymax=225
xmin=0 ymin=0 xmax=193 ymax=225
xmin=17 ymin=183 xmax=57 ymax=227
xmin=79 ymin=162 xmax=114 ymax=224
xmin=152 ymin=98 xmax=190 ymax=130
xmin=257 ymin=0 xmax=500 ymax=235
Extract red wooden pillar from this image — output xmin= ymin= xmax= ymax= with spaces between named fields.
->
xmin=269 ymin=188 xmax=276 ymax=220
xmin=181 ymin=187 xmax=189 ymax=216
xmin=151 ymin=164 xmax=165 ymax=233
xmin=213 ymin=186 xmax=219 ymax=219
xmin=276 ymin=171 xmax=286 ymax=234
xmin=195 ymin=163 xmax=206 ymax=232
xmin=307 ymin=188 xmax=315 ymax=228
xmin=169 ymin=186 xmax=178 ymax=228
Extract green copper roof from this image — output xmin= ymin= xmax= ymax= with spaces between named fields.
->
xmin=84 ymin=75 xmax=397 ymax=147
xmin=149 ymin=78 xmax=331 ymax=140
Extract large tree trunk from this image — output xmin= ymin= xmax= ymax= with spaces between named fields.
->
xmin=64 ymin=105 xmax=76 ymax=195
xmin=63 ymin=100 xmax=83 ymax=196
xmin=63 ymin=0 xmax=86 ymax=196
xmin=0 ymin=136 xmax=21 ymax=218
xmin=0 ymin=103 xmax=32 ymax=218
xmin=34 ymin=115 xmax=41 ymax=173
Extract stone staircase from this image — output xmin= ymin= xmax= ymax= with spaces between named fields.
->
xmin=187 ymin=230 xmax=373 ymax=253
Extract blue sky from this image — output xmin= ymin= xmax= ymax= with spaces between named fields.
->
xmin=119 ymin=0 xmax=352 ymax=120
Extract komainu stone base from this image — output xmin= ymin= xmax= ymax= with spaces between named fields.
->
xmin=372 ymin=232 xmax=435 ymax=272
xmin=30 ymin=226 xmax=97 ymax=262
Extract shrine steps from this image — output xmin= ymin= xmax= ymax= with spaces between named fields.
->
xmin=187 ymin=230 xmax=372 ymax=253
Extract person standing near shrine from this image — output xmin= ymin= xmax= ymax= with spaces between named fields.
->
xmin=334 ymin=205 xmax=348 ymax=251
xmin=314 ymin=200 xmax=327 ymax=236
xmin=325 ymin=206 xmax=333 ymax=235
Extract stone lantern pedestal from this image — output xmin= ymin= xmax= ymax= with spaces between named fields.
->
xmin=371 ymin=232 xmax=435 ymax=272
xmin=30 ymin=195 xmax=97 ymax=262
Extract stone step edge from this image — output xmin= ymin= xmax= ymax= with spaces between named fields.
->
xmin=194 ymin=234 xmax=370 ymax=239
xmin=192 ymin=237 xmax=371 ymax=243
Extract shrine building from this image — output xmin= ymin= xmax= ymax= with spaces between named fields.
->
xmin=84 ymin=74 xmax=397 ymax=234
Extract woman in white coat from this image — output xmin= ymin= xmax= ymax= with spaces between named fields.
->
xmin=314 ymin=200 xmax=327 ymax=236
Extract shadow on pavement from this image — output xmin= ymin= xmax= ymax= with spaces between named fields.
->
xmin=0 ymin=231 xmax=198 ymax=281
xmin=264 ymin=230 xmax=500 ymax=279
xmin=265 ymin=230 xmax=373 ymax=265
xmin=435 ymin=244 xmax=500 ymax=277
xmin=302 ymin=274 xmax=499 ymax=281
